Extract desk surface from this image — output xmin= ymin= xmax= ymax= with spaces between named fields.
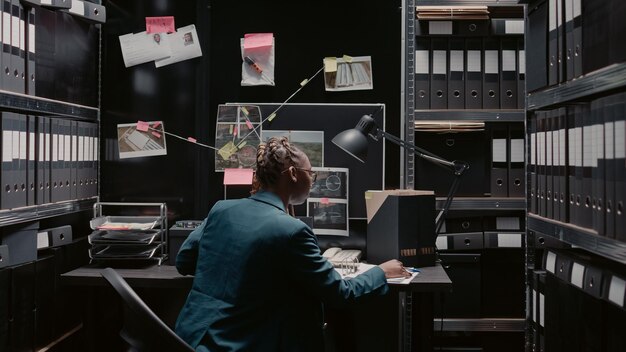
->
xmin=61 ymin=263 xmax=452 ymax=292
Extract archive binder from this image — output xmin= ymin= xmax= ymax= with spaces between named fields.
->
xmin=430 ymin=38 xmax=447 ymax=109
xmin=9 ymin=262 xmax=35 ymax=352
xmin=500 ymin=38 xmax=517 ymax=109
xmin=572 ymin=0 xmax=582 ymax=78
xmin=556 ymin=108 xmax=567 ymax=222
xmin=555 ymin=0 xmax=564 ymax=83
xmin=591 ymin=99 xmax=605 ymax=236
xmin=39 ymin=0 xmax=71 ymax=10
xmin=582 ymin=0 xmax=610 ymax=75
xmin=581 ymin=104 xmax=593 ymax=229
xmin=26 ymin=4 xmax=34 ymax=95
xmin=545 ymin=110 xmax=553 ymax=220
xmin=615 ymin=94 xmax=626 ymax=241
xmin=50 ymin=117 xmax=61 ymax=202
xmin=604 ymin=94 xmax=618 ymax=239
xmin=12 ymin=0 xmax=25 ymax=93
xmin=26 ymin=115 xmax=35 ymax=206
xmin=491 ymin=124 xmax=508 ymax=197
xmin=567 ymin=106 xmax=576 ymax=223
xmin=548 ymin=0 xmax=558 ymax=86
xmin=62 ymin=0 xmax=106 ymax=24
xmin=517 ymin=38 xmax=525 ymax=109
xmin=537 ymin=111 xmax=546 ymax=217
xmin=482 ymin=38 xmax=499 ymax=109
xmin=508 ymin=124 xmax=525 ymax=197
xmin=574 ymin=105 xmax=585 ymax=227
xmin=465 ymin=38 xmax=482 ymax=109
xmin=527 ymin=0 xmax=548 ymax=92
xmin=447 ymin=38 xmax=464 ymax=109
xmin=530 ymin=116 xmax=537 ymax=214
xmin=414 ymin=38 xmax=430 ymax=110
xmin=70 ymin=120 xmax=77 ymax=200
xmin=2 ymin=0 xmax=12 ymax=92
xmin=564 ymin=0 xmax=575 ymax=81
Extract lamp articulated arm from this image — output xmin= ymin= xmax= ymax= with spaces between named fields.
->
xmin=373 ymin=128 xmax=469 ymax=235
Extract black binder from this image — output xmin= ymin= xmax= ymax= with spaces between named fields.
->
xmin=591 ymin=98 xmax=605 ymax=236
xmin=548 ymin=0 xmax=558 ymax=85
xmin=491 ymin=124 xmax=508 ymax=197
xmin=566 ymin=106 xmax=576 ymax=224
xmin=530 ymin=116 xmax=538 ymax=214
xmin=517 ymin=38 xmax=525 ymax=109
xmin=572 ymin=0 xmax=582 ymax=78
xmin=509 ymin=124 xmax=525 ymax=198
xmin=615 ymin=94 xmax=626 ymax=242
xmin=555 ymin=0 xmax=564 ymax=83
xmin=581 ymin=104 xmax=593 ymax=229
xmin=610 ymin=0 xmax=626 ymax=70
xmin=545 ymin=110 xmax=554 ymax=220
xmin=34 ymin=255 xmax=55 ymax=350
xmin=527 ymin=0 xmax=548 ymax=92
xmin=430 ymin=38 xmax=448 ymax=109
xmin=574 ymin=105 xmax=585 ymax=227
xmin=11 ymin=0 xmax=25 ymax=93
xmin=26 ymin=5 xmax=34 ymax=95
xmin=414 ymin=38 xmax=430 ymax=110
xmin=447 ymin=38 xmax=464 ymax=109
xmin=537 ymin=111 xmax=546 ymax=217
xmin=564 ymin=0 xmax=575 ymax=81
xmin=604 ymin=94 xmax=618 ymax=239
xmin=465 ymin=38 xmax=482 ymax=109
xmin=557 ymin=108 xmax=567 ymax=222
xmin=582 ymin=0 xmax=610 ymax=75
xmin=0 ymin=267 xmax=9 ymax=352
xmin=2 ymin=0 xmax=12 ymax=92
xmin=26 ymin=115 xmax=35 ymax=206
xmin=500 ymin=38 xmax=518 ymax=109
xmin=482 ymin=38 xmax=499 ymax=109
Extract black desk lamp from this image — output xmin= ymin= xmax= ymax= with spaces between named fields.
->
xmin=332 ymin=114 xmax=469 ymax=235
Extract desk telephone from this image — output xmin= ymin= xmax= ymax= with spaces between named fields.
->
xmin=322 ymin=247 xmax=362 ymax=266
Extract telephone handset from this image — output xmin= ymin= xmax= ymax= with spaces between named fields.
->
xmin=322 ymin=247 xmax=362 ymax=266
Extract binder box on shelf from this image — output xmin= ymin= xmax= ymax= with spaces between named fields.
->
xmin=365 ymin=190 xmax=435 ymax=268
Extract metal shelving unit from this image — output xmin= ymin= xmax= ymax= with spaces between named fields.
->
xmin=527 ymin=214 xmax=626 ymax=265
xmin=0 ymin=90 xmax=99 ymax=121
xmin=414 ymin=110 xmax=525 ymax=122
xmin=527 ymin=62 xmax=626 ymax=111
xmin=0 ymin=197 xmax=98 ymax=227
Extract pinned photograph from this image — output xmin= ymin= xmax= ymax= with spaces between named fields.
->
xmin=155 ymin=24 xmax=203 ymax=68
xmin=323 ymin=55 xmax=374 ymax=91
xmin=307 ymin=199 xmax=349 ymax=236
xmin=215 ymin=104 xmax=262 ymax=171
xmin=309 ymin=167 xmax=348 ymax=199
xmin=261 ymin=130 xmax=324 ymax=167
xmin=119 ymin=31 xmax=172 ymax=68
xmin=117 ymin=121 xmax=167 ymax=159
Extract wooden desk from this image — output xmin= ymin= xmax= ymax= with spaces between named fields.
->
xmin=62 ymin=263 xmax=451 ymax=352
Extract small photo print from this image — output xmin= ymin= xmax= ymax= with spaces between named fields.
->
xmin=309 ymin=167 xmax=348 ymax=199
xmin=323 ymin=56 xmax=373 ymax=92
xmin=117 ymin=121 xmax=167 ymax=159
xmin=307 ymin=199 xmax=348 ymax=236
xmin=183 ymin=32 xmax=194 ymax=46
xmin=261 ymin=130 xmax=324 ymax=167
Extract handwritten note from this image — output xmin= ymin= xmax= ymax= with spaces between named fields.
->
xmin=136 ymin=121 xmax=149 ymax=132
xmin=243 ymin=33 xmax=273 ymax=49
xmin=224 ymin=168 xmax=254 ymax=185
xmin=324 ymin=57 xmax=337 ymax=73
xmin=146 ymin=16 xmax=175 ymax=34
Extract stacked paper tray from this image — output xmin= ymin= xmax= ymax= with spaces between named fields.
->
xmin=88 ymin=229 xmax=162 ymax=245
xmin=89 ymin=243 xmax=163 ymax=260
xmin=89 ymin=216 xmax=163 ymax=230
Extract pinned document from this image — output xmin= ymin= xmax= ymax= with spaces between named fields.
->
xmin=155 ymin=24 xmax=203 ymax=68
xmin=117 ymin=121 xmax=167 ymax=159
xmin=119 ymin=31 xmax=172 ymax=68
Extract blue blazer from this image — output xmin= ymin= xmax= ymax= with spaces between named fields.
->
xmin=175 ymin=191 xmax=388 ymax=351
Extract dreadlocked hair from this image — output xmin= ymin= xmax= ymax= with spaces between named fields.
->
xmin=254 ymin=136 xmax=304 ymax=191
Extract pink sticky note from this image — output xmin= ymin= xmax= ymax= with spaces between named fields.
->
xmin=243 ymin=33 xmax=273 ymax=49
xmin=245 ymin=120 xmax=253 ymax=129
xmin=152 ymin=121 xmax=162 ymax=128
xmin=136 ymin=121 xmax=149 ymax=132
xmin=187 ymin=137 xmax=197 ymax=143
xmin=224 ymin=168 xmax=254 ymax=185
xmin=146 ymin=16 xmax=175 ymax=34
xmin=320 ymin=198 xmax=330 ymax=205
xmin=233 ymin=126 xmax=238 ymax=137
xmin=151 ymin=131 xmax=161 ymax=138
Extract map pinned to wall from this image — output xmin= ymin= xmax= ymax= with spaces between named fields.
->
xmin=215 ymin=104 xmax=262 ymax=171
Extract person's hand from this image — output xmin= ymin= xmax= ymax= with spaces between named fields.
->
xmin=378 ymin=259 xmax=412 ymax=279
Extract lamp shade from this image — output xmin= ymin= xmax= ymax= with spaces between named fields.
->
xmin=331 ymin=115 xmax=377 ymax=163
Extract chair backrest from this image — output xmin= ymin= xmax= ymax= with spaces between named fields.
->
xmin=100 ymin=267 xmax=195 ymax=352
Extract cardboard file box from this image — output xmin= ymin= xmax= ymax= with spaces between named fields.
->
xmin=365 ymin=190 xmax=436 ymax=267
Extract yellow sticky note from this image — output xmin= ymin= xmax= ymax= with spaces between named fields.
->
xmin=267 ymin=112 xmax=277 ymax=122
xmin=241 ymin=106 xmax=249 ymax=116
xmin=364 ymin=191 xmax=373 ymax=200
xmin=218 ymin=141 xmax=238 ymax=160
xmin=324 ymin=57 xmax=337 ymax=73
xmin=343 ymin=55 xmax=353 ymax=63
xmin=229 ymin=125 xmax=233 ymax=134
xmin=300 ymin=79 xmax=309 ymax=87
xmin=237 ymin=141 xmax=247 ymax=149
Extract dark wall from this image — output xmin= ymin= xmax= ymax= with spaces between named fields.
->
xmin=101 ymin=0 xmax=401 ymax=221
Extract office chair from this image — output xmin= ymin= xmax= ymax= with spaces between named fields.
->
xmin=100 ymin=267 xmax=195 ymax=352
